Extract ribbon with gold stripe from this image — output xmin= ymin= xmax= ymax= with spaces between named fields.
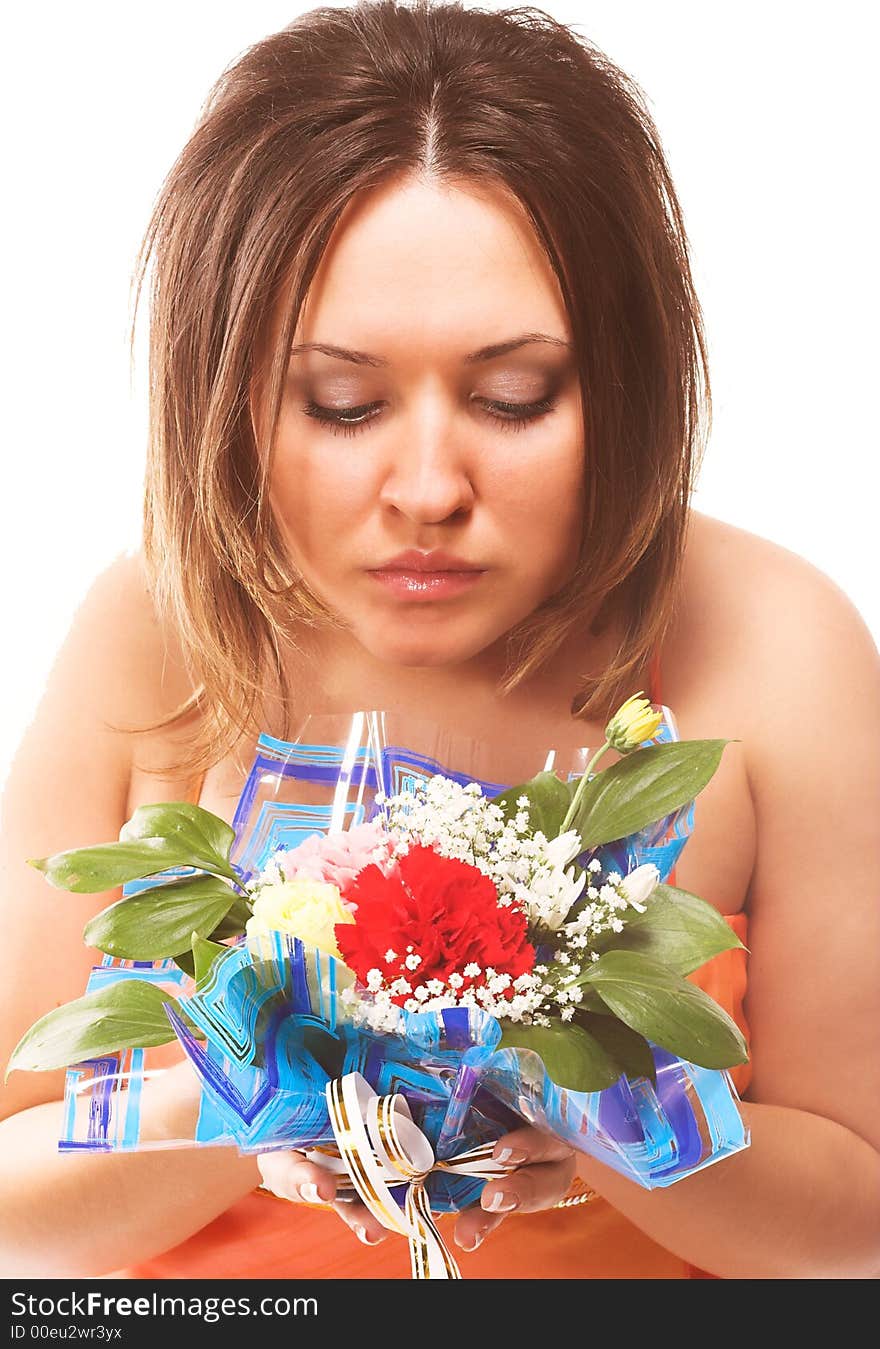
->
xmin=320 ymin=1071 xmax=511 ymax=1279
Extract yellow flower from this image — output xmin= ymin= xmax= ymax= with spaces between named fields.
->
xmin=605 ymin=692 xmax=663 ymax=753
xmin=245 ymin=878 xmax=355 ymax=961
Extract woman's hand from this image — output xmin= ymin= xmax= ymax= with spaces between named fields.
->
xmin=453 ymin=1126 xmax=577 ymax=1252
xmin=259 ymin=1124 xmax=577 ymax=1254
xmin=257 ymin=1150 xmax=391 ymax=1247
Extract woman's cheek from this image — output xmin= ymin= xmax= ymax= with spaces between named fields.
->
xmin=272 ymin=441 xmax=366 ymax=560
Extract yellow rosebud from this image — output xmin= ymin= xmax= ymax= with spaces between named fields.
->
xmin=245 ymin=878 xmax=355 ymax=961
xmin=605 ymin=692 xmax=664 ymax=753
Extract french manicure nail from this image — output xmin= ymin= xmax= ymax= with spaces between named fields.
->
xmin=484 ymin=1190 xmax=518 ymax=1213
xmin=496 ymin=1147 xmax=527 ymax=1165
xmin=466 ymin=1229 xmax=485 ymax=1250
xmin=299 ymin=1182 xmax=321 ymax=1204
xmin=355 ymin=1225 xmax=382 ymax=1245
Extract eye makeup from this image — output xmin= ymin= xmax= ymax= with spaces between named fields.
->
xmin=300 ymin=393 xmax=560 ymax=438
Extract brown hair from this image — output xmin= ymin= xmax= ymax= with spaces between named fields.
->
xmin=134 ymin=0 xmax=709 ymax=773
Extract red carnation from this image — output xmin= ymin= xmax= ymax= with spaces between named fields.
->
xmin=335 ymin=843 xmax=534 ymax=1006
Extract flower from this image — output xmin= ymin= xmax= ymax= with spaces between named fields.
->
xmin=380 ymin=777 xmax=585 ymax=930
xmin=335 ymin=843 xmax=535 ymax=1006
xmin=605 ymin=693 xmax=664 ymax=753
xmin=277 ymin=819 xmax=395 ymax=900
xmin=618 ymin=862 xmax=660 ymax=912
xmin=246 ymin=878 xmax=355 ymax=961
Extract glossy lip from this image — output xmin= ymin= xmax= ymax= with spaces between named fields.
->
xmin=369 ymin=548 xmax=486 ymax=573
xmin=367 ymin=570 xmax=485 ymax=601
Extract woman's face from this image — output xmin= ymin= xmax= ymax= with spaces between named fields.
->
xmin=266 ymin=173 xmax=585 ymax=670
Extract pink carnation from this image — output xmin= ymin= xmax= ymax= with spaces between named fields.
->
xmin=278 ymin=818 xmax=396 ymax=907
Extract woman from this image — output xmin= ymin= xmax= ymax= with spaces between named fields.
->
xmin=1 ymin=0 xmax=878 ymax=1280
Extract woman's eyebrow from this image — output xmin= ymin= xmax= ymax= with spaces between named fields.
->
xmin=288 ymin=333 xmax=572 ymax=367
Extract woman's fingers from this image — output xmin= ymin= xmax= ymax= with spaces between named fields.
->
xmin=257 ymin=1150 xmax=390 ymax=1245
xmin=331 ymin=1193 xmax=390 ymax=1246
xmin=490 ymin=1126 xmax=577 ymax=1168
xmin=480 ymin=1156 xmax=576 ymax=1215
xmin=453 ymin=1204 xmax=507 ymax=1252
xmin=256 ymin=1149 xmax=339 ymax=1205
xmin=454 ymin=1159 xmax=575 ymax=1251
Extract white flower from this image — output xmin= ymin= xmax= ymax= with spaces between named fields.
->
xmin=544 ymin=830 xmax=584 ymax=870
xmin=619 ymin=863 xmax=660 ymax=913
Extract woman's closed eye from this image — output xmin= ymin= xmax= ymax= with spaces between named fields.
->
xmin=300 ymin=395 xmax=558 ymax=438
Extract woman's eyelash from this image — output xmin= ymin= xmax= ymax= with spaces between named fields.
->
xmin=300 ymin=396 xmax=557 ymax=438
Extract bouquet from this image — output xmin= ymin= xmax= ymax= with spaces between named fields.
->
xmin=8 ymin=695 xmax=750 ymax=1279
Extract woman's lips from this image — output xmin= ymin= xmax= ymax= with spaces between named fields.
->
xmin=366 ymin=569 xmax=486 ymax=601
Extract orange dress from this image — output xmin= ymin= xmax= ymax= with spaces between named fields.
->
xmin=119 ymin=652 xmax=751 ymax=1280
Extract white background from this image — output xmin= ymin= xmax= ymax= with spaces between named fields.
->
xmin=2 ymin=1 xmax=877 ymax=790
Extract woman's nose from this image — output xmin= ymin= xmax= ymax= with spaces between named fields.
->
xmin=377 ymin=405 xmax=476 ymax=523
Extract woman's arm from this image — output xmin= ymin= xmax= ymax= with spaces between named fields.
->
xmin=0 ymin=556 xmax=264 ymax=1277
xmin=455 ymin=548 xmax=880 ymax=1277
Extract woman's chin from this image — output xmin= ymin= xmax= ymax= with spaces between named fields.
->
xmin=355 ymin=618 xmax=500 ymax=670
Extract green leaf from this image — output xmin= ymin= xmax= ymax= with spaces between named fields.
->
xmin=579 ymin=950 xmax=748 ymax=1069
xmin=207 ymin=896 xmax=252 ymax=940
xmin=173 ymin=950 xmax=195 ymax=978
xmin=28 ymin=838 xmax=203 ymax=893
xmin=82 ymin=875 xmax=239 ymax=959
xmin=29 ymin=802 xmax=242 ymax=894
xmin=497 ymin=1019 xmax=623 ymax=1092
xmin=489 ymin=770 xmax=574 ymax=839
xmin=591 ymin=883 xmax=745 ymax=975
xmin=574 ymin=1011 xmax=657 ymax=1085
xmin=119 ymin=802 xmax=238 ymax=880
xmin=192 ymin=933 xmax=230 ymax=986
xmin=569 ymin=740 xmax=730 ymax=850
xmin=6 ymin=980 xmax=177 ymax=1077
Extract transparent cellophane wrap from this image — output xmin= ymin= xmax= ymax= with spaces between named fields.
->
xmin=61 ymin=707 xmax=749 ymax=1204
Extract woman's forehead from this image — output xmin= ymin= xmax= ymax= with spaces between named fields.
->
xmin=281 ymin=174 xmax=572 ymax=360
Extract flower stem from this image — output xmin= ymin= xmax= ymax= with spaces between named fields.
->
xmin=560 ymin=740 xmax=611 ymax=835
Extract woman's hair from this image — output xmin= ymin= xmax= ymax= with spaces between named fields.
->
xmin=135 ymin=0 xmax=709 ymax=774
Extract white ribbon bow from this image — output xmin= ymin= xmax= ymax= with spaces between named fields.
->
xmin=315 ymin=1071 xmax=510 ymax=1279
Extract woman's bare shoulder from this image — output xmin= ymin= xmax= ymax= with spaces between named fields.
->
xmin=673 ymin=509 xmax=874 ymax=710
xmin=686 ymin=508 xmax=857 ymax=596
xmin=67 ymin=550 xmax=197 ymax=727
xmin=3 ymin=550 xmax=199 ymax=828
